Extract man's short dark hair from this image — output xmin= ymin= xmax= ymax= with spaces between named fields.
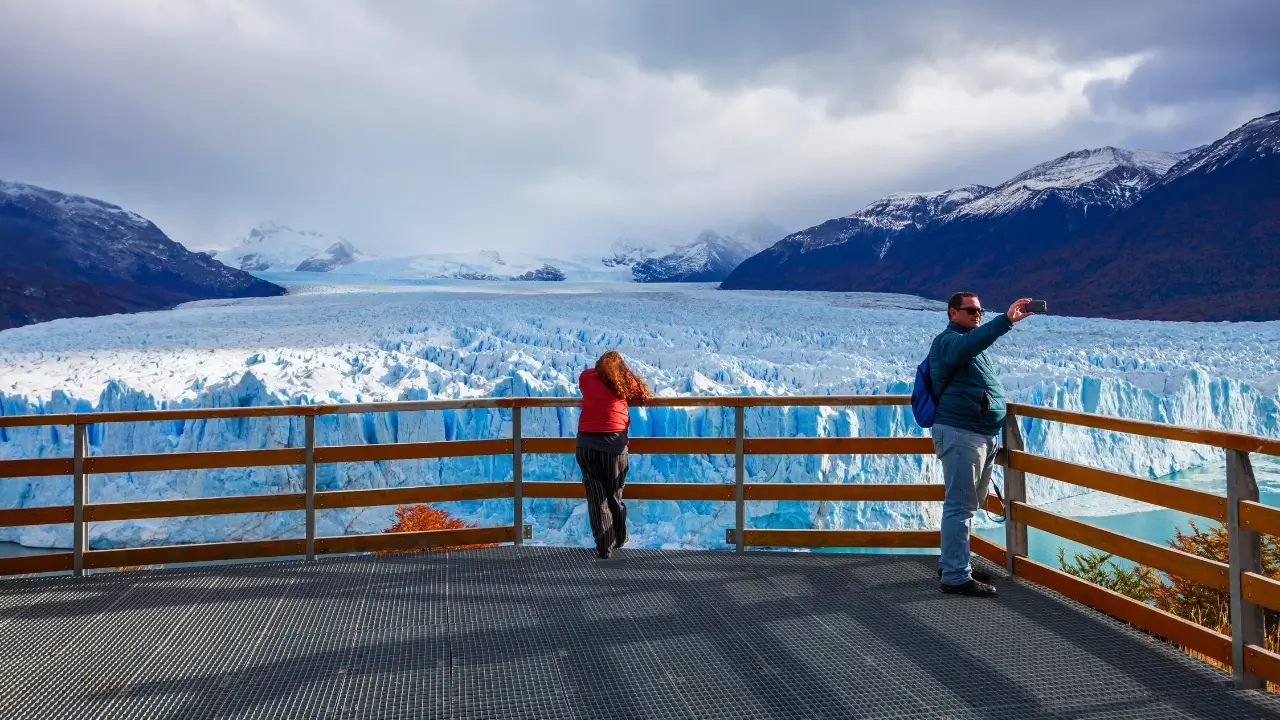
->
xmin=948 ymin=292 xmax=978 ymax=310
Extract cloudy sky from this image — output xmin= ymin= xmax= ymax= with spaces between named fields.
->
xmin=1 ymin=1 xmax=1277 ymax=256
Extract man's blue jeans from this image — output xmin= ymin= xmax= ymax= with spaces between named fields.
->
xmin=932 ymin=423 xmax=998 ymax=585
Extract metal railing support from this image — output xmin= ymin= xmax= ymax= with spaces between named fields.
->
xmin=305 ymin=415 xmax=317 ymax=561
xmin=1002 ymin=413 xmax=1028 ymax=578
xmin=734 ymin=406 xmax=745 ymax=553
xmin=73 ymin=422 xmax=87 ymax=577
xmin=512 ymin=406 xmax=524 ymax=545
xmin=1227 ymin=449 xmax=1265 ymax=690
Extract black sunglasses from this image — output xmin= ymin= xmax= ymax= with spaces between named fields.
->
xmin=954 ymin=306 xmax=984 ymax=316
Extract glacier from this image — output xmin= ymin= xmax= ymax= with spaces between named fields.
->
xmin=1 ymin=273 xmax=1278 ymax=553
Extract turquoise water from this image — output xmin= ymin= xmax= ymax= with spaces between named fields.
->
xmin=0 ymin=542 xmax=61 ymax=558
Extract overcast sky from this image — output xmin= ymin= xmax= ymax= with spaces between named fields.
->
xmin=1 ymin=1 xmax=1277 ymax=256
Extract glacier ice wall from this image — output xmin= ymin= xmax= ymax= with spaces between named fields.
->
xmin=1 ymin=278 xmax=1278 ymax=551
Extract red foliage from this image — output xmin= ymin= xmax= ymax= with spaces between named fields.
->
xmin=377 ymin=504 xmax=497 ymax=553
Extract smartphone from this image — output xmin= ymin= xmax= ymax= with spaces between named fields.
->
xmin=1025 ymin=300 xmax=1047 ymax=314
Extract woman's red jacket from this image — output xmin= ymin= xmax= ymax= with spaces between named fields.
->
xmin=578 ymin=368 xmax=631 ymax=432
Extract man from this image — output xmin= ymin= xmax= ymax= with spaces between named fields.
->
xmin=930 ymin=292 xmax=1036 ymax=597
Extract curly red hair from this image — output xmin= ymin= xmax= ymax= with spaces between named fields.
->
xmin=595 ymin=350 xmax=652 ymax=405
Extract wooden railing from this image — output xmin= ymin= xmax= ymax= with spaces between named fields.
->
xmin=997 ymin=402 xmax=1280 ymax=692
xmin=2 ymin=395 xmax=1279 ymax=689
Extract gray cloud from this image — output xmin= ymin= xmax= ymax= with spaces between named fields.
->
xmin=0 ymin=1 xmax=1275 ymax=256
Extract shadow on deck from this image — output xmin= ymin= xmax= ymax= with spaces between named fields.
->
xmin=2 ymin=546 xmax=1279 ymax=719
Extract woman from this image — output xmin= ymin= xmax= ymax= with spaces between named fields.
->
xmin=577 ymin=350 xmax=652 ymax=559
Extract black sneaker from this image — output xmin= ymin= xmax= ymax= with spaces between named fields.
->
xmin=596 ymin=549 xmax=612 ymax=560
xmin=938 ymin=567 xmax=994 ymax=584
xmin=940 ymin=579 xmax=998 ymax=597
xmin=613 ymin=533 xmax=630 ymax=549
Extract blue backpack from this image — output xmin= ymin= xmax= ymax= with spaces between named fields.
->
xmin=911 ymin=355 xmax=957 ymax=428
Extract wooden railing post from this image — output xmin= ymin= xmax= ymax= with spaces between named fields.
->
xmin=305 ymin=414 xmax=316 ymax=561
xmin=734 ymin=406 xmax=745 ymax=553
xmin=1227 ymin=449 xmax=1265 ymax=690
xmin=1002 ymin=413 xmax=1028 ymax=578
xmin=73 ymin=422 xmax=87 ymax=577
xmin=512 ymin=404 xmax=524 ymax=546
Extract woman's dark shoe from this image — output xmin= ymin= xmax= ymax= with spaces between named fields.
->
xmin=940 ymin=579 xmax=998 ymax=597
xmin=613 ymin=533 xmax=630 ymax=549
xmin=938 ymin=567 xmax=993 ymax=583
xmin=596 ymin=549 xmax=612 ymax=560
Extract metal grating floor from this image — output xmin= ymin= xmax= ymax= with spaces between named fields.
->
xmin=3 ymin=546 xmax=1280 ymax=719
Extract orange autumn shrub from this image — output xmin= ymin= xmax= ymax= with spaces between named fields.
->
xmin=377 ymin=504 xmax=498 ymax=553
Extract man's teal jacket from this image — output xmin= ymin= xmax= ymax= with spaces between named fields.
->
xmin=928 ymin=314 xmax=1013 ymax=437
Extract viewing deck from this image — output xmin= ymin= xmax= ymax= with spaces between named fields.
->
xmin=5 ymin=395 xmax=1280 ymax=716
xmin=5 ymin=546 xmax=1280 ymax=719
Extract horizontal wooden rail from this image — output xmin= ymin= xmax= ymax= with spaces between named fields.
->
xmin=1013 ymin=556 xmax=1232 ymax=664
xmin=1012 ymin=503 xmax=1229 ymax=590
xmin=0 ymin=395 xmax=916 ymax=428
xmin=0 ymin=505 xmax=73 ymax=527
xmin=744 ymin=483 xmax=945 ymax=502
xmin=0 ymin=405 xmax=314 ymax=428
xmin=514 ymin=396 xmax=911 ymax=409
xmin=318 ymin=399 xmax=510 ymax=414
xmin=316 ymin=483 xmax=513 ymax=509
xmin=741 ymin=529 xmax=940 ymax=548
xmin=1008 ymin=451 xmax=1226 ymax=521
xmin=523 ymin=481 xmax=736 ymax=501
xmin=631 ymin=438 xmax=736 ymax=454
xmin=970 ymin=534 xmax=1007 ymax=567
xmin=84 ymin=538 xmax=306 ymax=569
xmin=315 ymin=526 xmax=514 ymax=554
xmin=1246 ymin=645 xmax=1280 ymax=686
xmin=0 ymin=457 xmax=74 ymax=479
xmin=86 ymin=448 xmax=305 ymax=475
xmin=85 ymin=494 xmax=306 ymax=522
xmin=314 ymin=439 xmax=513 ymax=464
xmin=0 ymin=553 xmax=75 ymax=576
xmin=520 ymin=437 xmax=736 ymax=454
xmin=1243 ymin=572 xmax=1280 ymax=613
xmin=521 ymin=438 xmax=575 ymax=454
xmin=744 ymin=437 xmax=933 ymax=455
xmin=1240 ymin=500 xmax=1280 ymax=537
xmin=1008 ymin=402 xmax=1280 ymax=456
xmin=514 ymin=481 xmax=585 ymax=498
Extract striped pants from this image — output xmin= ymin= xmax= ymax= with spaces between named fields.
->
xmin=576 ymin=446 xmax=629 ymax=554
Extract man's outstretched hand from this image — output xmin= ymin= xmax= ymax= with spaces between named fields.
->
xmin=1007 ymin=298 xmax=1035 ymax=323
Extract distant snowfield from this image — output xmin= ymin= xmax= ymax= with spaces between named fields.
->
xmin=2 ymin=275 xmax=1278 ymax=551
xmin=336 ymin=250 xmax=637 ymax=282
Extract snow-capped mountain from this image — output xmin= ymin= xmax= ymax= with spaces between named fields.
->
xmin=631 ymin=230 xmax=763 ymax=283
xmin=1004 ymin=110 xmax=1280 ymax=320
xmin=0 ymin=179 xmax=284 ymax=331
xmin=212 ymin=222 xmax=370 ymax=273
xmin=826 ymin=187 xmax=989 ymax=252
xmin=720 ymin=186 xmax=987 ymax=290
xmin=948 ymin=147 xmax=1186 ymax=220
xmin=601 ymin=239 xmax=656 ymax=269
xmin=720 ymin=112 xmax=1280 ymax=320
xmin=1160 ymin=110 xmax=1279 ymax=183
xmin=336 ymin=249 xmax=632 ymax=282
xmin=330 ymin=226 xmax=776 ymax=285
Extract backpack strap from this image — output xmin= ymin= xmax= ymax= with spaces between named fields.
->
xmin=934 ymin=366 xmax=959 ymax=401
xmin=931 ymin=356 xmax=961 ymax=403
